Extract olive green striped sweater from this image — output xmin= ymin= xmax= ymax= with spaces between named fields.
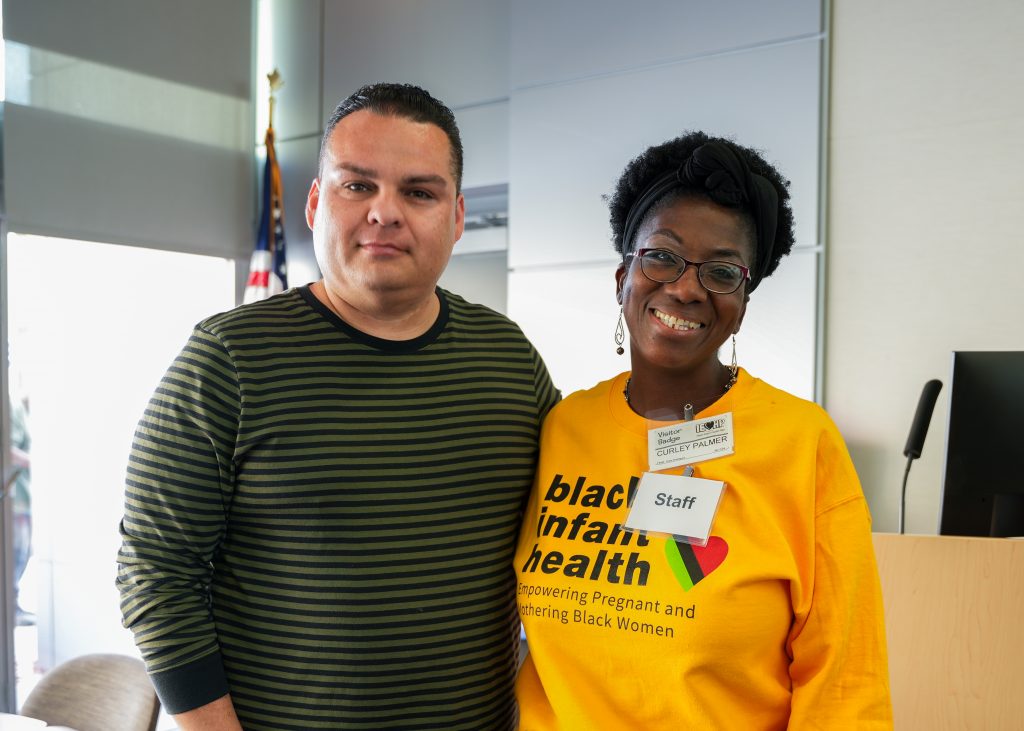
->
xmin=117 ymin=285 xmax=559 ymax=730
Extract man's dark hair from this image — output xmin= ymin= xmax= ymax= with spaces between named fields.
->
xmin=319 ymin=82 xmax=464 ymax=192
xmin=608 ymin=131 xmax=795 ymax=284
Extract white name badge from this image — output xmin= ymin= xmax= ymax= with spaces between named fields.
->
xmin=648 ymin=412 xmax=734 ymax=471
xmin=623 ymin=471 xmax=725 ymax=546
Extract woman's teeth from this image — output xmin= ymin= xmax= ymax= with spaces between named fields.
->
xmin=654 ymin=309 xmax=703 ymax=331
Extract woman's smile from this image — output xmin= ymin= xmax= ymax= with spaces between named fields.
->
xmin=652 ymin=308 xmax=705 ymax=332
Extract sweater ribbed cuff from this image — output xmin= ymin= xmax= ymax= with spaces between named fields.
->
xmin=149 ymin=650 xmax=230 ymax=714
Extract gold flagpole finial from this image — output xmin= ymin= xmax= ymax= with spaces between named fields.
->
xmin=267 ymin=68 xmax=284 ymax=129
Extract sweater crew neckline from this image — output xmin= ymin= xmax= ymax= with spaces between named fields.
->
xmin=298 ymin=284 xmax=450 ymax=353
xmin=608 ymin=368 xmax=753 ymax=435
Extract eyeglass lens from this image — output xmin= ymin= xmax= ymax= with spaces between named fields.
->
xmin=639 ymin=250 xmax=744 ymax=294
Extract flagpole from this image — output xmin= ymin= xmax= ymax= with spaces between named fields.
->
xmin=244 ymin=69 xmax=289 ymax=304
xmin=267 ymin=68 xmax=283 ymax=131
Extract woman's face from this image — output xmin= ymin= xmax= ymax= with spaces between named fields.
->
xmin=615 ymin=196 xmax=754 ymax=376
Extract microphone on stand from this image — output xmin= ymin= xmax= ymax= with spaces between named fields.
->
xmin=900 ymin=379 xmax=943 ymax=534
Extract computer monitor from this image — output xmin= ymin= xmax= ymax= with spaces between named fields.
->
xmin=939 ymin=351 xmax=1024 ymax=537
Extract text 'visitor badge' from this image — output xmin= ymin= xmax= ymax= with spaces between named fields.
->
xmin=623 ymin=472 xmax=725 ymax=546
xmin=647 ymin=412 xmax=734 ymax=471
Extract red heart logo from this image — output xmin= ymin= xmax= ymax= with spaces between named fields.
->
xmin=665 ymin=536 xmax=729 ymax=591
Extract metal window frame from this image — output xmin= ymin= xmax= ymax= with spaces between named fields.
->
xmin=1 ymin=212 xmax=17 ymax=714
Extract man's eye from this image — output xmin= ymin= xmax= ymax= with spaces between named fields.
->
xmin=343 ymin=182 xmax=370 ymax=192
xmin=407 ymin=189 xmax=433 ymax=200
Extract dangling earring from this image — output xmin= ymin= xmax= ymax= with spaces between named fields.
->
xmin=614 ymin=308 xmax=625 ymax=355
xmin=726 ymin=334 xmax=738 ymax=389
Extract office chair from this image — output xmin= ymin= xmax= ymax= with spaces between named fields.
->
xmin=19 ymin=653 xmax=160 ymax=731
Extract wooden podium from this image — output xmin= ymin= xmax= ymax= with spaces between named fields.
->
xmin=872 ymin=533 xmax=1024 ymax=730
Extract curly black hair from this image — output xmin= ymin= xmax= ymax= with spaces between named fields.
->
xmin=608 ymin=131 xmax=795 ymax=284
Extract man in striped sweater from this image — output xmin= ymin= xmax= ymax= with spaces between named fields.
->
xmin=117 ymin=83 xmax=559 ymax=730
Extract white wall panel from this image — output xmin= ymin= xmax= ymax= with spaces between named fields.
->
xmin=321 ymin=0 xmax=509 ymax=110
xmin=736 ymin=247 xmax=818 ymax=401
xmin=261 ymin=0 xmax=324 ymax=142
xmin=508 ymin=263 xmax=623 ymax=396
xmin=456 ymin=101 xmax=510 ymax=190
xmin=3 ymin=104 xmax=251 ymax=259
xmin=3 ymin=0 xmax=251 ymax=97
xmin=455 ymin=227 xmax=507 ymax=255
xmin=440 ymin=251 xmax=508 ymax=315
xmin=508 ymin=38 xmax=822 ymax=270
xmin=510 ymin=0 xmax=821 ymax=89
xmin=4 ymin=43 xmax=249 ymax=151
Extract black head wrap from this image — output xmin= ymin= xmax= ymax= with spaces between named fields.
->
xmin=619 ymin=141 xmax=779 ymax=292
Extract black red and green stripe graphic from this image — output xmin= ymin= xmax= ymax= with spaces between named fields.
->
xmin=665 ymin=537 xmax=729 ymax=591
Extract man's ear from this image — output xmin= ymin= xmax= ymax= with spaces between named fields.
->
xmin=305 ymin=178 xmax=321 ymax=231
xmin=453 ymin=193 xmax=466 ymax=242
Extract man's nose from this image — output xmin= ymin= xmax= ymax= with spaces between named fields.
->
xmin=367 ymin=188 xmax=403 ymax=227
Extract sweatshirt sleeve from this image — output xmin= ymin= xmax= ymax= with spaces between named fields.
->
xmin=787 ymin=424 xmax=894 ymax=729
xmin=115 ymin=326 xmax=240 ymax=713
xmin=530 ymin=342 xmax=561 ymax=422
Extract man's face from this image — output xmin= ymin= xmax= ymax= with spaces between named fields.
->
xmin=305 ymin=110 xmax=465 ymax=307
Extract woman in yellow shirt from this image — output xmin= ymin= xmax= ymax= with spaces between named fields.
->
xmin=514 ymin=132 xmax=893 ymax=730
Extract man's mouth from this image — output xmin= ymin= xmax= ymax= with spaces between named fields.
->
xmin=359 ymin=241 xmax=405 ymax=254
xmin=653 ymin=309 xmax=704 ymax=331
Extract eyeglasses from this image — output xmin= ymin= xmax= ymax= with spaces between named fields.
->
xmin=629 ymin=248 xmax=750 ymax=294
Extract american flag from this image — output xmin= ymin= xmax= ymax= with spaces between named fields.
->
xmin=244 ymin=122 xmax=288 ymax=303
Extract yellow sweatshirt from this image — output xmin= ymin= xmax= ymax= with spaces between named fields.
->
xmin=515 ymin=369 xmax=892 ymax=730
